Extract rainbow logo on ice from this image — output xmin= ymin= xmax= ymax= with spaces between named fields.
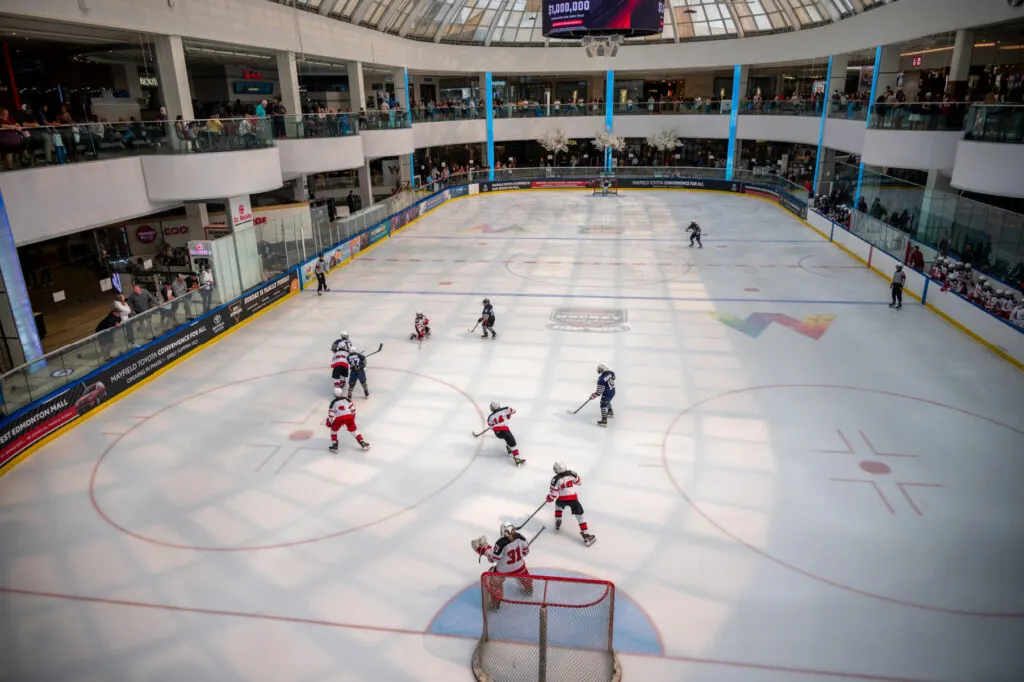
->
xmin=711 ymin=313 xmax=837 ymax=340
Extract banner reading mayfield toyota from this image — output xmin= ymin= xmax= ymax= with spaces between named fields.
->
xmin=0 ymin=270 xmax=299 ymax=469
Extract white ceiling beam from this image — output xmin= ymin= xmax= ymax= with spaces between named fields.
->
xmin=777 ymin=1 xmax=802 ymax=32
xmin=725 ymin=1 xmax=745 ymax=38
xmin=399 ymin=0 xmax=437 ymax=36
xmin=483 ymin=0 xmax=514 ymax=46
xmin=350 ymin=0 xmax=378 ymax=26
xmin=378 ymin=0 xmax=415 ymax=33
xmin=434 ymin=0 xmax=470 ymax=42
xmin=667 ymin=1 xmax=681 ymax=43
xmin=818 ymin=0 xmax=842 ymax=22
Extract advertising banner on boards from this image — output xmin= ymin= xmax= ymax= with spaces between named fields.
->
xmin=620 ymin=178 xmax=743 ymax=192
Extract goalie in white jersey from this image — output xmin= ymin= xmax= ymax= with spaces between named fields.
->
xmin=325 ymin=388 xmax=370 ymax=451
xmin=471 ymin=522 xmax=533 ymax=610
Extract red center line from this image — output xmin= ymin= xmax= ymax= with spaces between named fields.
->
xmin=353 ymin=257 xmax=855 ymax=269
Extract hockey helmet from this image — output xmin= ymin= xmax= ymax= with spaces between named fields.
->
xmin=499 ymin=522 xmax=516 ymax=539
xmin=979 ymin=277 xmax=987 ymax=283
xmin=965 ymin=262 xmax=972 ymax=270
xmin=483 ymin=298 xmax=490 ymax=305
xmin=340 ymin=331 xmax=349 ymax=339
xmin=416 ymin=311 xmax=424 ymax=317
xmin=597 ymin=363 xmax=608 ymax=374
xmin=334 ymin=387 xmax=343 ymax=397
xmin=552 ymin=461 xmax=567 ymax=474
xmin=895 ymin=264 xmax=903 ymax=270
xmin=489 ymin=401 xmax=501 ymax=411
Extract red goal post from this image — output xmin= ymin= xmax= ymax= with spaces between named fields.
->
xmin=472 ymin=572 xmax=622 ymax=682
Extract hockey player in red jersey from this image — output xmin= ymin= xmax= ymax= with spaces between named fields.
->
xmin=546 ymin=461 xmax=596 ymax=546
xmin=471 ymin=522 xmax=532 ymax=610
xmin=325 ymin=387 xmax=370 ymax=451
xmin=409 ymin=311 xmax=431 ymax=341
xmin=488 ymin=401 xmax=524 ymax=466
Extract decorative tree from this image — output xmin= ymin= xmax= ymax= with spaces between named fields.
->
xmin=645 ymin=130 xmax=681 ymax=166
xmin=591 ymin=131 xmax=625 ymax=166
xmin=538 ymin=127 xmax=569 ymax=166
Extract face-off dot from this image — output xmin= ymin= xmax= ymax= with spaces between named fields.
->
xmin=744 ymin=287 xmax=760 ymax=292
xmin=289 ymin=430 xmax=313 ymax=441
xmin=859 ymin=460 xmax=891 ymax=475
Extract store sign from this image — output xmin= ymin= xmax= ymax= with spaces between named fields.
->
xmin=242 ymin=68 xmax=264 ymax=80
xmin=188 ymin=241 xmax=212 ymax=257
xmin=139 ymin=76 xmax=159 ymax=88
xmin=136 ymin=224 xmax=158 ymax=243
xmin=911 ymin=56 xmax=922 ymax=67
xmin=164 ymin=225 xmax=188 ymax=236
xmin=228 ymin=195 xmax=253 ymax=230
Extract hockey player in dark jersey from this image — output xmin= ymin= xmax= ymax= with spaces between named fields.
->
xmin=331 ymin=331 xmax=352 ymax=354
xmin=592 ymin=363 xmax=616 ymax=427
xmin=686 ymin=221 xmax=703 ymax=248
xmin=347 ymin=348 xmax=369 ymax=399
xmin=479 ymin=298 xmax=496 ymax=339
xmin=547 ymin=461 xmax=596 ymax=546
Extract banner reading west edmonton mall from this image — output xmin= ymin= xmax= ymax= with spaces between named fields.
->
xmin=0 ymin=271 xmax=299 ymax=469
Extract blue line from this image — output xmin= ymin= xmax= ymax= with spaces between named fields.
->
xmin=813 ymin=55 xmax=832 ymax=195
xmin=605 ymin=70 xmax=614 ymax=172
xmin=485 ymin=72 xmax=495 ymax=181
xmin=323 ymin=288 xmax=889 ymax=306
xmin=726 ymin=65 xmax=742 ymax=182
xmin=390 ymin=235 xmax=826 ymax=243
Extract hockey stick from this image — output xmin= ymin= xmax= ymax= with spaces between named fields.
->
xmin=468 ymin=320 xmax=480 ymax=333
xmin=515 ymin=500 xmax=547 ymax=530
xmin=364 ymin=343 xmax=384 ymax=358
xmin=472 ymin=426 xmax=493 ymax=438
xmin=527 ymin=526 xmax=546 ymax=547
xmin=566 ymin=396 xmax=593 ymax=415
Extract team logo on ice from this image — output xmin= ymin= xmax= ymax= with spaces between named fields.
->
xmin=711 ymin=313 xmax=836 ymax=340
xmin=579 ymin=226 xmax=623 ymax=235
xmin=546 ymin=308 xmax=629 ymax=333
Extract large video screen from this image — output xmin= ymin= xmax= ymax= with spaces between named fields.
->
xmin=543 ymin=0 xmax=664 ymax=39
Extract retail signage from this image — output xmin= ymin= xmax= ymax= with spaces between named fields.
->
xmin=228 ymin=195 xmax=253 ymax=230
xmin=136 ymin=224 xmax=158 ymax=243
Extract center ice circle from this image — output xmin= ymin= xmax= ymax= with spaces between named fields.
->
xmin=89 ymin=367 xmax=484 ymax=551
xmin=661 ymin=384 xmax=1024 ymax=616
xmin=504 ymin=244 xmax=690 ymax=289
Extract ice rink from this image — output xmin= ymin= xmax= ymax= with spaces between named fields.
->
xmin=1 ymin=189 xmax=1023 ymax=682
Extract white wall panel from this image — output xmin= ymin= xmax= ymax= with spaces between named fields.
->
xmin=737 ymin=116 xmax=820 ymax=146
xmin=361 ymin=129 xmax=416 ymax=159
xmin=861 ymin=130 xmax=961 ymax=171
xmin=614 ymin=115 xmax=730 ymax=140
xmin=413 ymin=120 xmax=487 ymax=149
xmin=140 ymin=148 xmax=283 ymax=202
xmin=823 ymin=118 xmax=867 ymax=155
xmin=0 ymin=158 xmax=177 ymax=246
xmin=278 ymin=136 xmax=365 ymax=177
xmin=494 ymin=117 xmax=604 ymax=143
xmin=951 ymin=141 xmax=1024 ymax=198
xmin=3 ymin=0 xmax=1018 ymax=75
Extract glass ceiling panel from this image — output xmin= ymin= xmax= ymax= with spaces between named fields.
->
xmin=268 ymin=0 xmax=891 ymax=44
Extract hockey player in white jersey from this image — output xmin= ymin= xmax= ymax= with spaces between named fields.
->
xmin=410 ymin=312 xmax=431 ymax=341
xmin=325 ymin=387 xmax=370 ymax=451
xmin=471 ymin=522 xmax=533 ymax=610
xmin=547 ymin=461 xmax=596 ymax=546
xmin=488 ymin=401 xmax=524 ymax=466
xmin=331 ymin=342 xmax=350 ymax=389
xmin=331 ymin=331 xmax=352 ymax=354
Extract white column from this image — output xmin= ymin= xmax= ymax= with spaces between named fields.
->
xmin=357 ymin=161 xmax=373 ymax=208
xmin=185 ymin=203 xmax=209 ymax=234
xmin=347 ymin=61 xmax=367 ymax=112
xmin=276 ymin=51 xmax=303 ymax=118
xmin=947 ymin=29 xmax=974 ymax=100
xmin=292 ymin=175 xmax=308 ymax=203
xmin=874 ymin=45 xmax=902 ymax=98
xmin=827 ymin=55 xmax=849 ymax=96
xmin=392 ymin=66 xmax=409 ymax=110
xmin=154 ymin=35 xmax=193 ymax=121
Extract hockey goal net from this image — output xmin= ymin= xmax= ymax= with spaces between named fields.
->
xmin=591 ymin=179 xmax=619 ymax=196
xmin=473 ymin=573 xmax=621 ymax=682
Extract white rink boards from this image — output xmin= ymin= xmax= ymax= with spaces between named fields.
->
xmin=1 ymin=190 xmax=1023 ymax=682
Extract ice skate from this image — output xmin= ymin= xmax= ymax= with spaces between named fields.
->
xmin=607 ymin=407 xmax=614 ymax=417
xmin=582 ymin=533 xmax=597 ymax=547
xmin=359 ymin=440 xmax=371 ymax=451
xmin=554 ymin=519 xmax=562 ymax=531
xmin=513 ymin=457 xmax=526 ymax=467
xmin=597 ymin=419 xmax=608 ymax=427
xmin=328 ymin=442 xmax=338 ymax=452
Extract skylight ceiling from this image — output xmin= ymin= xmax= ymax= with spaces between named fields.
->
xmin=275 ymin=0 xmax=896 ymax=46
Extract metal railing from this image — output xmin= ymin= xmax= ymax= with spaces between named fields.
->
xmin=963 ymin=104 xmax=1024 ymax=144
xmin=826 ymin=100 xmax=870 ymax=122
xmin=361 ymin=110 xmax=412 ymax=130
xmin=738 ymin=99 xmax=824 ymax=117
xmin=866 ymin=102 xmax=970 ymax=131
xmin=284 ymin=112 xmax=360 ymax=138
xmin=612 ymin=101 xmax=726 ymax=115
xmin=1 ymin=286 xmax=212 ymax=415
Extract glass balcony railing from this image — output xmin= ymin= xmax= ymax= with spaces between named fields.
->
xmin=0 ymin=286 xmax=213 ymax=415
xmin=492 ymin=102 xmax=604 ymax=118
xmin=963 ymin=104 xmax=1024 ymax=144
xmin=866 ymin=102 xmax=970 ymax=131
xmin=412 ymin=105 xmax=486 ymax=122
xmin=283 ymin=112 xmax=360 ymax=138
xmin=611 ymin=101 xmax=726 ymax=115
xmin=738 ymin=99 xmax=824 ymax=117
xmin=826 ymin=100 xmax=870 ymax=122
xmin=0 ymin=116 xmax=275 ymax=170
xmin=361 ymin=110 xmax=412 ymax=130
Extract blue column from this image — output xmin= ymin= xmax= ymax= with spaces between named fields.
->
xmin=403 ymin=67 xmax=415 ymax=186
xmin=725 ymin=64 xmax=742 ymax=181
xmin=604 ymin=70 xmax=614 ymax=171
xmin=854 ymin=46 xmax=883 ymax=208
xmin=812 ymin=55 xmax=833 ymax=196
xmin=485 ymin=72 xmax=495 ymax=181
xmin=0 ymin=189 xmax=43 ymax=367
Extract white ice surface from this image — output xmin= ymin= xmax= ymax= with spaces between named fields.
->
xmin=1 ymin=191 xmax=1023 ymax=682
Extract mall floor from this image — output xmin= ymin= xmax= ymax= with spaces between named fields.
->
xmin=1 ymin=190 xmax=1022 ymax=682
